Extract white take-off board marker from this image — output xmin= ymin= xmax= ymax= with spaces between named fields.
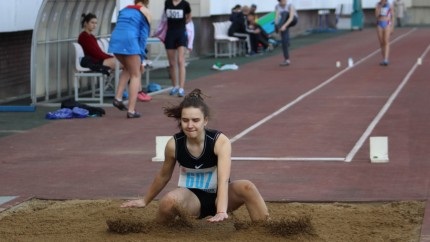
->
xmin=348 ymin=57 xmax=354 ymax=67
xmin=336 ymin=61 xmax=341 ymax=68
xmin=369 ymin=136 xmax=389 ymax=163
xmin=152 ymin=136 xmax=172 ymax=162
xmin=417 ymin=58 xmax=422 ymax=65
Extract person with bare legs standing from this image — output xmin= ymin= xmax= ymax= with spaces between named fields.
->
xmin=376 ymin=0 xmax=395 ymax=66
xmin=164 ymin=0 xmax=192 ymax=98
xmin=109 ymin=0 xmax=151 ymax=118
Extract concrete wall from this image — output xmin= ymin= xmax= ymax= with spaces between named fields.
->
xmin=0 ymin=31 xmax=32 ymax=102
xmin=407 ymin=0 xmax=430 ymax=25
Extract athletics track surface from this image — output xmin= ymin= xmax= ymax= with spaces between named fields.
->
xmin=1 ymin=27 xmax=430 ymax=240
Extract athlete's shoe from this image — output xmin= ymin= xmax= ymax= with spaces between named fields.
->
xmin=113 ymin=99 xmax=127 ymax=111
xmin=178 ymin=89 xmax=185 ymax=97
xmin=379 ymin=60 xmax=389 ymax=66
xmin=127 ymin=111 xmax=141 ymax=119
xmin=137 ymin=91 xmax=152 ymax=102
xmin=169 ymin=87 xmax=179 ymax=96
xmin=279 ymin=59 xmax=290 ymax=66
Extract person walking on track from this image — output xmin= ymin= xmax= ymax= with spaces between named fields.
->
xmin=376 ymin=0 xmax=395 ymax=66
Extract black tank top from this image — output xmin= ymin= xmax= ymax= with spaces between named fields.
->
xmin=174 ymin=129 xmax=221 ymax=169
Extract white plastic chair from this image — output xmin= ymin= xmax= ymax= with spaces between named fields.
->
xmin=72 ymin=42 xmax=105 ymax=104
xmin=99 ymin=38 xmax=111 ymax=54
xmin=213 ymin=21 xmax=239 ymax=58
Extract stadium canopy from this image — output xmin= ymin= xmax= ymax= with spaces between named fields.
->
xmin=30 ymin=0 xmax=120 ymax=104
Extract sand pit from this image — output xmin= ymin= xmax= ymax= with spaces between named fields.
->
xmin=0 ymin=199 xmax=425 ymax=241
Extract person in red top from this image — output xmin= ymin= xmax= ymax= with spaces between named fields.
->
xmin=78 ymin=13 xmax=151 ymax=102
xmin=78 ymin=13 xmax=116 ymax=69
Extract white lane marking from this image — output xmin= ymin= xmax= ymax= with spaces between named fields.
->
xmin=345 ymin=42 xmax=430 ymax=162
xmin=230 ymin=29 xmax=417 ymax=144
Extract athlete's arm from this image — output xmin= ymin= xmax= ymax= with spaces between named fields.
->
xmin=185 ymin=13 xmax=192 ymax=24
xmin=121 ymin=138 xmax=176 ymax=208
xmin=375 ymin=4 xmax=381 ymax=18
xmin=208 ymin=134 xmax=231 ymax=222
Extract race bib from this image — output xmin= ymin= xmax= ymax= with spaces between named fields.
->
xmin=380 ymin=8 xmax=389 ymax=16
xmin=178 ymin=166 xmax=217 ymax=193
xmin=166 ymin=9 xmax=184 ymax=19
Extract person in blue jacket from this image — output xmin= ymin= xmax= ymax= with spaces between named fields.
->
xmin=109 ymin=0 xmax=151 ymax=118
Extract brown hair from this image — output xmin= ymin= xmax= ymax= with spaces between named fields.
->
xmin=81 ymin=13 xmax=97 ymax=28
xmin=135 ymin=0 xmax=149 ymax=7
xmin=164 ymin=89 xmax=211 ymax=128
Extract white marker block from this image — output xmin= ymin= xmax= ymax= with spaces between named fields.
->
xmin=417 ymin=58 xmax=422 ymax=65
xmin=348 ymin=57 xmax=354 ymax=67
xmin=370 ymin=136 xmax=389 ymax=163
xmin=152 ymin=136 xmax=172 ymax=162
xmin=336 ymin=61 xmax=341 ymax=68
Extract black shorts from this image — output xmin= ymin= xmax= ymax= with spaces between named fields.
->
xmin=188 ymin=188 xmax=217 ymax=219
xmin=165 ymin=29 xmax=188 ymax=49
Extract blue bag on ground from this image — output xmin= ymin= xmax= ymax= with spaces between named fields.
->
xmin=45 ymin=108 xmax=73 ymax=120
xmin=147 ymin=82 xmax=162 ymax=93
xmin=72 ymin=107 xmax=89 ymax=118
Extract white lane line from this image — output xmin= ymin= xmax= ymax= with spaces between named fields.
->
xmin=230 ymin=28 xmax=417 ymax=144
xmin=232 ymin=157 xmax=345 ymax=161
xmin=345 ymin=42 xmax=430 ymax=162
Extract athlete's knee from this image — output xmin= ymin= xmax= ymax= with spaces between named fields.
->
xmin=243 ymin=180 xmax=258 ymax=193
xmin=158 ymin=193 xmax=178 ymax=214
xmin=235 ymin=180 xmax=259 ymax=197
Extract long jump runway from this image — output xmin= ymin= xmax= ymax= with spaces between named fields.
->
xmin=0 ymin=28 xmax=429 ymax=221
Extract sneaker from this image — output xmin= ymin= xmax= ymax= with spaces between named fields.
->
xmin=127 ymin=111 xmax=141 ymax=119
xmin=178 ymin=88 xmax=185 ymax=97
xmin=379 ymin=60 xmax=389 ymax=66
xmin=169 ymin=87 xmax=179 ymax=96
xmin=280 ymin=60 xmax=290 ymax=66
xmin=113 ymin=99 xmax=127 ymax=111
xmin=137 ymin=91 xmax=152 ymax=102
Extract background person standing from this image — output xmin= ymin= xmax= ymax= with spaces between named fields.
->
xmin=108 ymin=0 xmax=151 ymax=118
xmin=394 ymin=0 xmax=407 ymax=27
xmin=164 ymin=0 xmax=192 ymax=98
xmin=275 ymin=0 xmax=298 ymax=66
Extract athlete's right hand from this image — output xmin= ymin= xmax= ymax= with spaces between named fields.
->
xmin=120 ymin=199 xmax=146 ymax=208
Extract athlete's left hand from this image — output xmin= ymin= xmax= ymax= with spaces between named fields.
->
xmin=207 ymin=212 xmax=228 ymax=222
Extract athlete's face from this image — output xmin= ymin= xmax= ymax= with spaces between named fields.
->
xmin=180 ymin=107 xmax=208 ymax=139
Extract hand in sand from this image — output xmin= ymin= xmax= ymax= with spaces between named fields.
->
xmin=120 ymin=199 xmax=146 ymax=208
xmin=207 ymin=212 xmax=228 ymax=222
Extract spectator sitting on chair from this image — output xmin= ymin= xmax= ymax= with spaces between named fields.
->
xmin=250 ymin=4 xmax=259 ymax=21
xmin=229 ymin=4 xmax=242 ymax=22
xmin=247 ymin=13 xmax=273 ymax=52
xmin=79 ymin=13 xmax=116 ymax=70
xmin=79 ymin=13 xmax=151 ymax=102
xmin=228 ymin=5 xmax=258 ymax=55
